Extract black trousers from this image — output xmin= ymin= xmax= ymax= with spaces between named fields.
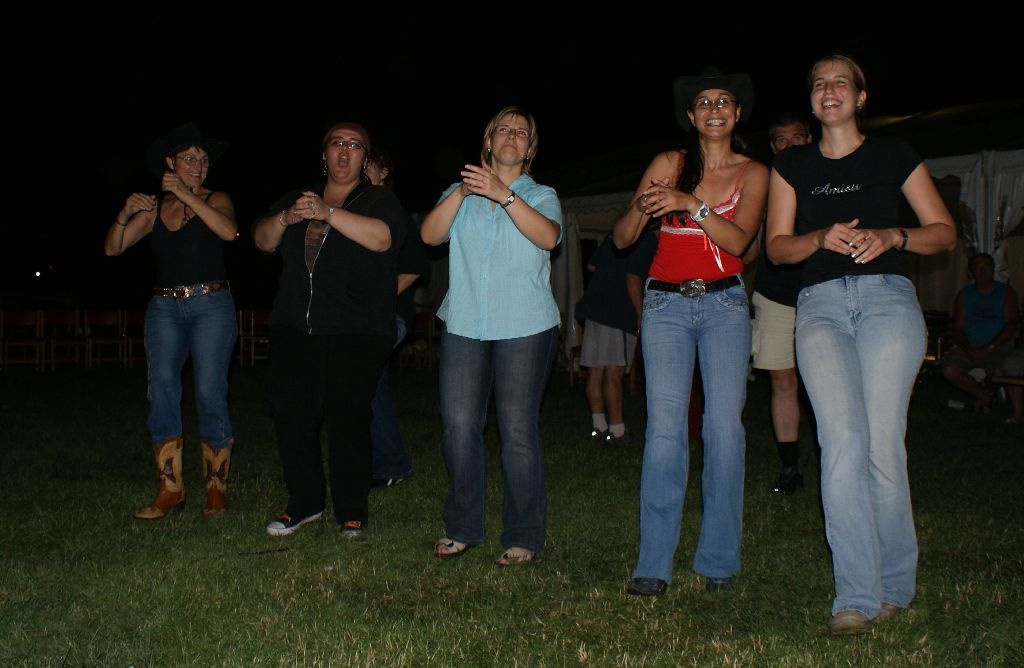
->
xmin=270 ymin=325 xmax=392 ymax=523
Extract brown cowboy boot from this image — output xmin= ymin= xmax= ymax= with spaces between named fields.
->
xmin=201 ymin=441 xmax=231 ymax=518
xmin=134 ymin=437 xmax=185 ymax=520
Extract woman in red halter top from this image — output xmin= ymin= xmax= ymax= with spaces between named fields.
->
xmin=613 ymin=67 xmax=768 ymax=597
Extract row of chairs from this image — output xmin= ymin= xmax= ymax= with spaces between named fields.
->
xmin=0 ymin=309 xmax=270 ymax=371
xmin=1 ymin=309 xmax=137 ymax=371
xmin=1 ymin=308 xmax=440 ymax=372
xmin=236 ymin=309 xmax=441 ymax=370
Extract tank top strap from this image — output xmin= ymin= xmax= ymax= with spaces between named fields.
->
xmin=733 ymin=159 xmax=753 ymax=191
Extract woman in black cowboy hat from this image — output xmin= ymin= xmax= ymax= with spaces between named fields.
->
xmin=105 ymin=122 xmax=238 ymax=521
xmin=613 ymin=67 xmax=768 ymax=596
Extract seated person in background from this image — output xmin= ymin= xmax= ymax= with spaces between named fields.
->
xmin=941 ymin=252 xmax=1024 ymax=422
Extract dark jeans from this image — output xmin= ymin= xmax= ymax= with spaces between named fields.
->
xmin=439 ymin=325 xmax=558 ymax=552
xmin=371 ymin=315 xmax=413 ymax=480
xmin=270 ymin=325 xmax=392 ymax=523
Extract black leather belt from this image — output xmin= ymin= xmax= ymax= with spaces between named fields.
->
xmin=647 ymin=276 xmax=741 ymax=297
xmin=153 ymin=280 xmax=230 ymax=299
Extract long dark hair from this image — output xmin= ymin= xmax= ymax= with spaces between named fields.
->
xmin=675 ymin=131 xmax=748 ymax=194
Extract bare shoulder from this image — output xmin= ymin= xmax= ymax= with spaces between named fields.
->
xmin=207 ymin=190 xmax=234 ymax=205
xmin=659 ymin=150 xmax=684 ymax=169
xmin=740 ymin=159 xmax=769 ymax=187
xmin=741 ymin=158 xmax=769 ymax=178
xmin=645 ymin=150 xmax=682 ymax=182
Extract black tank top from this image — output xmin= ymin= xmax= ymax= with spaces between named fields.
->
xmin=150 ymin=193 xmax=229 ymax=287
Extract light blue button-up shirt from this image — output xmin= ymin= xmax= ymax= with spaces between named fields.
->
xmin=437 ymin=174 xmax=563 ymax=341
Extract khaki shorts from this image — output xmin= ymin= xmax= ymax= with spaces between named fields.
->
xmin=942 ymin=342 xmax=1024 ymax=376
xmin=751 ymin=291 xmax=796 ymax=370
xmin=580 ymin=320 xmax=637 ymax=373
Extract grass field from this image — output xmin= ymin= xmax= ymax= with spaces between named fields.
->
xmin=1 ymin=363 xmax=1021 ymax=666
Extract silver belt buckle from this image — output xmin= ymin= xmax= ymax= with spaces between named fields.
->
xmin=181 ymin=285 xmax=196 ymax=298
xmin=681 ymin=279 xmax=706 ymax=297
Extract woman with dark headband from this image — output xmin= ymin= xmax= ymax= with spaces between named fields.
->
xmin=254 ymin=122 xmax=406 ymax=539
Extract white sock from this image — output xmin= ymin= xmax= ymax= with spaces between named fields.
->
xmin=592 ymin=413 xmax=608 ymax=432
xmin=609 ymin=423 xmax=626 ymax=438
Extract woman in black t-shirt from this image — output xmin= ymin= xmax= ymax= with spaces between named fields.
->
xmin=253 ymin=122 xmax=404 ymax=539
xmin=767 ymin=55 xmax=956 ymax=636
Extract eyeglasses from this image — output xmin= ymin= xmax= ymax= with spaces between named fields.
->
xmin=327 ymin=138 xmax=367 ymax=151
xmin=494 ymin=126 xmax=530 ymax=139
xmin=692 ymin=96 xmax=736 ymax=111
xmin=175 ymin=155 xmax=211 ymax=168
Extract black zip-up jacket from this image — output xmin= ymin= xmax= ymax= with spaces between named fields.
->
xmin=262 ymin=180 xmax=407 ymax=339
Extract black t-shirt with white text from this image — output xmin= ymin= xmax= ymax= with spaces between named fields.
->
xmin=773 ymin=135 xmax=921 ymax=289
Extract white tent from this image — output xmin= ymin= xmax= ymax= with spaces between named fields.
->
xmin=919 ymin=150 xmax=1024 ymax=308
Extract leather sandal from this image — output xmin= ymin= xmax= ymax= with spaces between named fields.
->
xmin=435 ymin=538 xmax=471 ymax=559
xmin=495 ymin=547 xmax=535 ymax=566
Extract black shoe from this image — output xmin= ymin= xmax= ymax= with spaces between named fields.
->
xmin=605 ymin=431 xmax=631 ymax=445
xmin=590 ymin=428 xmax=609 ymax=443
xmin=705 ymin=576 xmax=735 ymax=591
xmin=627 ymin=577 xmax=667 ymax=596
xmin=771 ymin=469 xmax=804 ymax=495
xmin=371 ymin=472 xmax=412 ymax=488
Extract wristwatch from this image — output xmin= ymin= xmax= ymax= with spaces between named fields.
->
xmin=691 ymin=201 xmax=710 ymax=222
xmin=501 ymin=190 xmax=517 ymax=209
xmin=896 ymin=228 xmax=909 ymax=251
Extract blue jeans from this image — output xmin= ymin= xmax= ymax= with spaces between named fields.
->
xmin=439 ymin=326 xmax=558 ymax=552
xmin=371 ymin=315 xmax=413 ymax=479
xmin=795 ymin=274 xmax=925 ymax=618
xmin=633 ymin=281 xmax=750 ymax=582
xmin=145 ymin=290 xmax=237 ymax=449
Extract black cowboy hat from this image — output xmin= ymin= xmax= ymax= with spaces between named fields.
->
xmin=673 ymin=66 xmax=754 ymax=131
xmin=145 ymin=122 xmax=229 ymax=176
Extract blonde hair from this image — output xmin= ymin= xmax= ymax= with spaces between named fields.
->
xmin=480 ymin=106 xmax=539 ymax=174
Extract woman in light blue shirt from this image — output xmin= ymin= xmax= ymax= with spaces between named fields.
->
xmin=422 ymin=106 xmax=562 ymax=565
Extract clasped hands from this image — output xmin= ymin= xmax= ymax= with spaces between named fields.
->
xmin=460 ymin=164 xmax=511 ymax=202
xmin=281 ymin=191 xmax=329 ymax=226
xmin=635 ymin=178 xmax=698 ymax=219
xmin=818 ymin=219 xmax=898 ymax=265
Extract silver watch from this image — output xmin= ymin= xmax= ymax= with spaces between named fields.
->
xmin=501 ymin=190 xmax=517 ymax=209
xmin=691 ymin=201 xmax=710 ymax=222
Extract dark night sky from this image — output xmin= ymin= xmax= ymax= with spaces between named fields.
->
xmin=6 ymin=17 xmax=1020 ymax=308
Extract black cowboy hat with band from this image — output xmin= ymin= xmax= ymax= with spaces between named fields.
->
xmin=673 ymin=66 xmax=754 ymax=131
xmin=145 ymin=123 xmax=229 ymax=177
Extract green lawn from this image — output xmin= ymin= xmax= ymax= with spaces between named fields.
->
xmin=1 ymin=363 xmax=1021 ymax=665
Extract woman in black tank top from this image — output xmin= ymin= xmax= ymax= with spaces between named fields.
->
xmin=104 ymin=123 xmax=238 ymax=522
